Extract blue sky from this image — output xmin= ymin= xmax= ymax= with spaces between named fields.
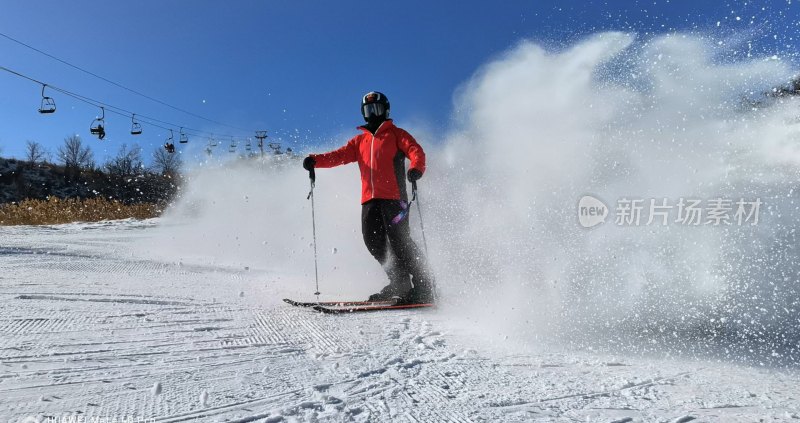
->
xmin=1 ymin=1 xmax=798 ymax=164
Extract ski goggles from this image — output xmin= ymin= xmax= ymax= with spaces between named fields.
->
xmin=363 ymin=102 xmax=386 ymax=119
xmin=363 ymin=92 xmax=382 ymax=103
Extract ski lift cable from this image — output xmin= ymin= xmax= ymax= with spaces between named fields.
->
xmin=1 ymin=65 xmax=251 ymax=139
xmin=47 ymin=85 xmax=236 ymax=138
xmin=0 ymin=31 xmax=251 ymax=133
xmin=0 ymin=65 xmax=235 ymax=137
xmin=0 ymin=64 xmax=43 ymax=85
xmin=59 ymin=88 xmax=229 ymax=139
xmin=2 ymin=65 xmax=275 ymax=146
xmin=46 ymin=85 xmax=184 ymax=134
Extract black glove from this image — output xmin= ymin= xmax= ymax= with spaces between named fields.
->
xmin=303 ymin=156 xmax=316 ymax=171
xmin=407 ymin=168 xmax=422 ymax=182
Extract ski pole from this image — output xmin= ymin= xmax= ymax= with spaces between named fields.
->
xmin=307 ymin=167 xmax=320 ymax=296
xmin=411 ymin=180 xmax=437 ymax=303
xmin=411 ymin=180 xmax=429 ymax=256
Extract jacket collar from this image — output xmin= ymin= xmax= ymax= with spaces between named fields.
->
xmin=358 ymin=119 xmax=394 ymax=135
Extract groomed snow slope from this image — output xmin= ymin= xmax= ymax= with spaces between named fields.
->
xmin=1 ymin=220 xmax=798 ymax=422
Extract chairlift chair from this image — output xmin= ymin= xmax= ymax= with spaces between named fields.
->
xmin=89 ymin=107 xmax=106 ymax=140
xmin=130 ymin=114 xmax=143 ymax=135
xmin=228 ymin=138 xmax=237 ymax=153
xmin=179 ymin=128 xmax=189 ymax=144
xmin=245 ymin=138 xmax=252 ymax=151
xmin=205 ymin=138 xmax=216 ymax=155
xmin=38 ymin=84 xmax=56 ymax=114
xmin=164 ymin=130 xmax=175 ymax=153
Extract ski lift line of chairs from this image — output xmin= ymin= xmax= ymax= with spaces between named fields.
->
xmin=28 ymin=83 xmax=252 ymax=146
xmin=89 ymin=107 xmax=106 ymax=140
xmin=24 ymin=76 xmax=251 ymax=142
xmin=29 ymin=80 xmax=248 ymax=146
xmin=131 ymin=114 xmax=143 ymax=135
xmin=38 ymin=84 xmax=56 ymax=114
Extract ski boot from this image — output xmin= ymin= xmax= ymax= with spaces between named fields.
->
xmin=367 ymin=284 xmax=407 ymax=302
xmin=399 ymin=287 xmax=435 ymax=305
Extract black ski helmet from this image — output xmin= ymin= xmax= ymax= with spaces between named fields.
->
xmin=361 ymin=91 xmax=390 ymax=122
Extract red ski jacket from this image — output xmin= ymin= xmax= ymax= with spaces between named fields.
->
xmin=311 ymin=120 xmax=426 ymax=204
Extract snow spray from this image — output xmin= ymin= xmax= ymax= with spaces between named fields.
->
xmin=140 ymin=151 xmax=385 ymax=301
xmin=145 ymin=31 xmax=800 ymax=365
xmin=427 ymin=32 xmax=800 ymax=365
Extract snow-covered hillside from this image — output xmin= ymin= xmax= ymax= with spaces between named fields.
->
xmin=1 ymin=220 xmax=798 ymax=422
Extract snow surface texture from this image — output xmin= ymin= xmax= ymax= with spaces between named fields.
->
xmin=4 ymin=32 xmax=800 ymax=421
xmin=1 ymin=220 xmax=799 ymax=422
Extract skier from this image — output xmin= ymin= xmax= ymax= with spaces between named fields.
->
xmin=303 ymin=91 xmax=434 ymax=304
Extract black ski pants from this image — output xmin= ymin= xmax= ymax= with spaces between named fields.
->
xmin=361 ymin=199 xmax=430 ymax=295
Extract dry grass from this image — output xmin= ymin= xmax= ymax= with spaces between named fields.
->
xmin=0 ymin=197 xmax=163 ymax=225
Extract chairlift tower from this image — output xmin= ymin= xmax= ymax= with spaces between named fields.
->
xmin=255 ymin=131 xmax=268 ymax=156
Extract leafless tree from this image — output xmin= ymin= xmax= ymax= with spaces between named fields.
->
xmin=25 ymin=140 xmax=48 ymax=164
xmin=151 ymin=146 xmax=182 ymax=175
xmin=57 ymin=135 xmax=94 ymax=170
xmin=105 ymin=144 xmax=143 ymax=177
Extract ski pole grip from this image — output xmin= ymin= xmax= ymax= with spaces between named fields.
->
xmin=309 ymin=168 xmax=315 ymax=183
xmin=411 ymin=180 xmax=417 ymax=192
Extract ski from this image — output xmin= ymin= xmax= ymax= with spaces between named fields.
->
xmin=283 ymin=298 xmax=398 ymax=308
xmin=311 ymin=302 xmax=435 ymax=314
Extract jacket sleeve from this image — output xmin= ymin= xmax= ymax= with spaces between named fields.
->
xmin=311 ymin=137 xmax=358 ymax=168
xmin=395 ymin=128 xmax=426 ymax=174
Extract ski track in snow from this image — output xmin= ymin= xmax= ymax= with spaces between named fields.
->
xmin=0 ymin=221 xmax=798 ymax=422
